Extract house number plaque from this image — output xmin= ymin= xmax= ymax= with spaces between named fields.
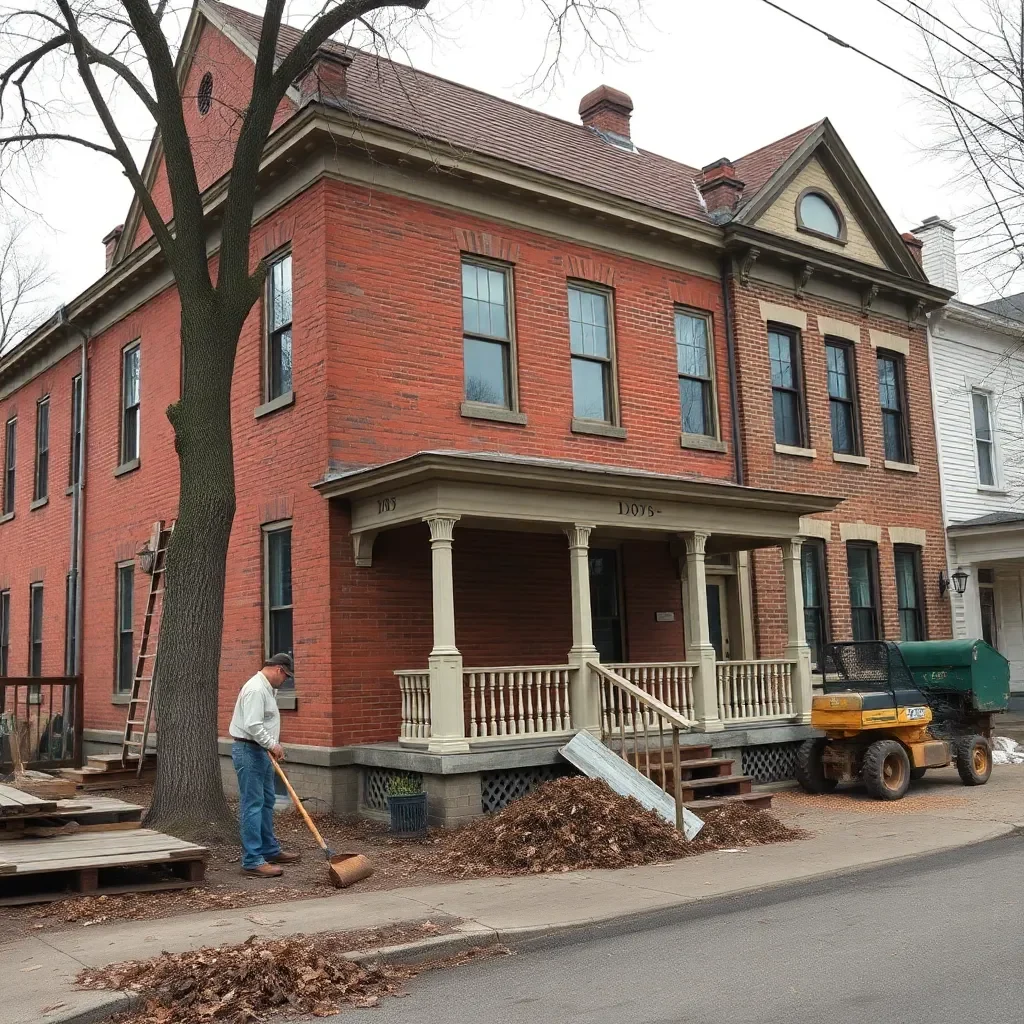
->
xmin=617 ymin=500 xmax=660 ymax=518
xmin=376 ymin=497 xmax=397 ymax=514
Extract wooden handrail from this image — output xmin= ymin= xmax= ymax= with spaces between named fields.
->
xmin=590 ymin=663 xmax=696 ymax=730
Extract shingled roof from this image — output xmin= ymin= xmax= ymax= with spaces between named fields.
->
xmin=205 ymin=0 xmax=820 ymax=228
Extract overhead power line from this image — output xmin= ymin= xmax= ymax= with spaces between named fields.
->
xmin=756 ymin=0 xmax=1021 ymax=144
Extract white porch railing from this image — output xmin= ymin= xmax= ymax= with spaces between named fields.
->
xmin=603 ymin=662 xmax=696 ymax=727
xmin=396 ymin=670 xmax=431 ymax=739
xmin=464 ymin=666 xmax=573 ymax=739
xmin=716 ymin=660 xmax=796 ymax=721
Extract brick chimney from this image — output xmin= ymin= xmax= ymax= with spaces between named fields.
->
xmin=103 ymin=225 xmax=123 ymax=270
xmin=699 ymin=159 xmax=745 ymax=223
xmin=910 ymin=216 xmax=957 ymax=295
xmin=901 ymin=231 xmax=924 ymax=267
xmin=579 ymin=85 xmax=633 ymax=143
xmin=298 ymin=48 xmax=353 ymax=105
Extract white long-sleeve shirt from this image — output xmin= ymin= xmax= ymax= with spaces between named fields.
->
xmin=229 ymin=671 xmax=280 ymax=749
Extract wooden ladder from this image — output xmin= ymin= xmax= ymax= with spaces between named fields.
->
xmin=120 ymin=520 xmax=173 ymax=771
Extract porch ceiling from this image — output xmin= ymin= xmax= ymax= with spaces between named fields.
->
xmin=316 ymin=450 xmax=840 ymax=554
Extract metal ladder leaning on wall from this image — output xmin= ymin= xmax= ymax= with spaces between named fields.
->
xmin=120 ymin=520 xmax=174 ymax=773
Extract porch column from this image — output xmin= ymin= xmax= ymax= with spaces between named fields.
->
xmin=958 ymin=564 xmax=983 ymax=641
xmin=425 ymin=515 xmax=469 ymax=753
xmin=681 ymin=531 xmax=723 ymax=732
xmin=782 ymin=537 xmax=813 ymax=724
xmin=566 ymin=524 xmax=601 ymax=736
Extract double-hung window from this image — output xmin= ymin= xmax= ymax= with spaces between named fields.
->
xmin=266 ymin=252 xmax=293 ymax=401
xmin=676 ymin=310 xmax=715 ymax=437
xmin=568 ymin=285 xmax=615 ymax=423
xmin=971 ymin=390 xmax=996 ymax=486
xmin=69 ymin=375 xmax=83 ymax=488
xmin=33 ymin=397 xmax=49 ymax=502
xmin=264 ymin=524 xmax=294 ymax=697
xmin=3 ymin=417 xmax=15 ymax=515
xmin=847 ymin=542 xmax=881 ymax=641
xmin=0 ymin=589 xmax=9 ymax=675
xmin=768 ymin=325 xmax=805 ymax=447
xmin=825 ymin=340 xmax=859 ymax=455
xmin=801 ymin=541 xmax=830 ymax=669
xmin=462 ymin=260 xmax=514 ymax=409
xmin=120 ymin=343 xmax=141 ymax=465
xmin=28 ymin=582 xmax=43 ymax=677
xmin=877 ymin=351 xmax=910 ymax=463
xmin=116 ymin=563 xmax=134 ymax=694
xmin=894 ymin=545 xmax=925 ymax=641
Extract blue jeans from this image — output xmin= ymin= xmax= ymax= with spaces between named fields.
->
xmin=231 ymin=741 xmax=282 ymax=870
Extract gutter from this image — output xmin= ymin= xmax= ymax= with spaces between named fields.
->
xmin=719 ymin=255 xmax=744 ymax=485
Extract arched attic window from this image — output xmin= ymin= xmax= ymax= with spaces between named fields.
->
xmin=796 ymin=189 xmax=846 ymax=243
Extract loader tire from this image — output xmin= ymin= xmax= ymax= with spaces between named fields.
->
xmin=956 ymin=735 xmax=992 ymax=786
xmin=796 ymin=738 xmax=838 ymax=794
xmin=863 ymin=739 xmax=911 ymax=800
xmin=910 ymin=767 xmax=927 ymax=782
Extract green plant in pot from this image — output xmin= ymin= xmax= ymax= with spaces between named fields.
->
xmin=386 ymin=774 xmax=427 ymax=835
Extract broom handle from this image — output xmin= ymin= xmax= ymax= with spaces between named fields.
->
xmin=272 ymin=758 xmax=329 ymax=853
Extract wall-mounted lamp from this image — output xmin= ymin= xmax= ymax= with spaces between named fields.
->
xmin=137 ymin=542 xmax=157 ymax=575
xmin=939 ymin=567 xmax=969 ymax=598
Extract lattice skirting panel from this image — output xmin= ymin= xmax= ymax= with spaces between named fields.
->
xmin=742 ymin=742 xmax=801 ymax=784
xmin=362 ymin=768 xmax=424 ymax=811
xmin=480 ymin=764 xmax=577 ymax=814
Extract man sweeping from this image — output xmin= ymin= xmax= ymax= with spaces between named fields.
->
xmin=229 ymin=653 xmax=301 ymax=877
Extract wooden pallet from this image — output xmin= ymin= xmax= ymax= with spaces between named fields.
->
xmin=0 ymin=783 xmax=57 ymax=818
xmin=0 ymin=796 xmax=144 ymax=836
xmin=0 ymin=828 xmax=208 ymax=904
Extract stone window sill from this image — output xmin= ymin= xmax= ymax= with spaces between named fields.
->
xmin=775 ymin=443 xmax=816 ymax=459
xmin=276 ymin=691 xmax=298 ymax=711
xmin=29 ymin=496 xmax=48 ymax=511
xmin=0 ymin=511 xmax=14 ymax=525
xmin=460 ymin=401 xmax=527 ymax=426
xmin=111 ymin=692 xmax=131 ymax=705
xmin=571 ymin=418 xmax=627 ymax=440
xmin=255 ymin=390 xmax=295 ymax=419
xmin=114 ymin=458 xmax=140 ymax=478
xmin=833 ymin=452 xmax=870 ymax=466
xmin=884 ymin=460 xmax=919 ymax=474
xmin=680 ymin=432 xmax=727 ymax=453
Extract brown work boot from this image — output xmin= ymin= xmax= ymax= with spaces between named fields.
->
xmin=243 ymin=863 xmax=284 ymax=877
xmin=267 ymin=851 xmax=301 ymax=864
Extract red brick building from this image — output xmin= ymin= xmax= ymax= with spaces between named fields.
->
xmin=0 ymin=1 xmax=950 ymax=820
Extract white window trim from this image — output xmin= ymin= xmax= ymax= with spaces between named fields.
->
xmin=969 ymin=387 xmax=1001 ymax=490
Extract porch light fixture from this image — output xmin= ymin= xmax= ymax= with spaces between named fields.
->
xmin=137 ymin=542 xmax=157 ymax=575
xmin=939 ymin=568 xmax=969 ymax=598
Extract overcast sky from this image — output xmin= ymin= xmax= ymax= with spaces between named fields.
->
xmin=7 ymin=0 xmax=986 ymax=322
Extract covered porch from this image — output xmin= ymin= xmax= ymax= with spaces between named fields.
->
xmin=317 ymin=451 xmax=840 ymax=754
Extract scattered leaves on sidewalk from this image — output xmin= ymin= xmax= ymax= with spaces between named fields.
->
xmin=431 ymin=777 xmax=806 ymax=876
xmin=77 ymin=931 xmax=507 ymax=1024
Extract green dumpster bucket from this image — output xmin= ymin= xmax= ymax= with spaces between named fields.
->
xmin=898 ymin=639 xmax=1010 ymax=712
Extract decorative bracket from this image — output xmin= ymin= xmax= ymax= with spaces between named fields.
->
xmin=907 ymin=298 xmax=926 ymax=323
xmin=794 ymin=263 xmax=814 ymax=299
xmin=352 ymin=530 xmax=378 ymax=568
xmin=739 ymin=247 xmax=760 ymax=286
xmin=861 ymin=283 xmax=879 ymax=316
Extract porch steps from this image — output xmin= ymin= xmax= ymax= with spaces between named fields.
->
xmin=682 ymin=792 xmax=774 ymax=813
xmin=625 ymin=745 xmax=772 ymax=809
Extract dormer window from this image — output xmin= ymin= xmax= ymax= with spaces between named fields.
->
xmin=797 ymin=189 xmax=846 ymax=242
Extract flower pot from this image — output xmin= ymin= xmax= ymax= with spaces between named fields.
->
xmin=387 ymin=791 xmax=428 ymax=835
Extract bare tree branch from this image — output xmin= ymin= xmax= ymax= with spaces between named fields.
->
xmin=0 ymin=216 xmax=52 ymax=352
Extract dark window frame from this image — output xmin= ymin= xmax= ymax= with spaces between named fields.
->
xmin=69 ymin=374 xmax=83 ymax=488
xmin=675 ymin=307 xmax=718 ymax=439
xmin=801 ymin=539 xmax=831 ymax=669
xmin=824 ymin=338 xmax=862 ymax=455
xmin=894 ymin=544 xmax=927 ymax=641
xmin=795 ymin=187 xmax=848 ymax=243
xmin=846 ymin=541 xmax=882 ymax=642
xmin=3 ymin=416 xmax=15 ymax=515
xmin=264 ymin=248 xmax=293 ymax=402
xmin=460 ymin=256 xmax=517 ymax=411
xmin=767 ymin=322 xmax=808 ymax=448
xmin=877 ymin=349 xmax=912 ymax=464
xmin=567 ymin=281 xmax=618 ymax=425
xmin=120 ymin=341 xmax=141 ymax=466
xmin=263 ymin=521 xmax=295 ymax=695
xmin=28 ymin=581 xmax=43 ymax=677
xmin=0 ymin=589 xmax=9 ymax=675
xmin=33 ymin=396 xmax=49 ymax=501
xmin=115 ymin=562 xmax=134 ymax=694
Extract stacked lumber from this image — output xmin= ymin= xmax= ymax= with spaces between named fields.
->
xmin=58 ymin=752 xmax=156 ymax=790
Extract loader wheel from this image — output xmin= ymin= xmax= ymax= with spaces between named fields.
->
xmin=910 ymin=767 xmax=927 ymax=782
xmin=795 ymin=738 xmax=838 ymax=794
xmin=863 ymin=739 xmax=911 ymax=800
xmin=956 ymin=735 xmax=992 ymax=786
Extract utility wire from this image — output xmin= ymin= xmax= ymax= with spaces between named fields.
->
xmin=756 ymin=0 xmax=1021 ymax=144
xmin=897 ymin=0 xmax=1013 ymax=72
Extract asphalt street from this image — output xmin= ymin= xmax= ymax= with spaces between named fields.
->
xmin=348 ymin=834 xmax=1023 ymax=1024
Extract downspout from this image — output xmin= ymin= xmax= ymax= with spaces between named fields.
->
xmin=719 ymin=255 xmax=744 ymax=485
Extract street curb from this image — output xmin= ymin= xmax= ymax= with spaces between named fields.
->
xmin=36 ymin=993 xmax=138 ymax=1024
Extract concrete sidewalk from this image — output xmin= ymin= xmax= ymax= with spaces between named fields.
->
xmin=4 ymin=765 xmax=1022 ymax=1024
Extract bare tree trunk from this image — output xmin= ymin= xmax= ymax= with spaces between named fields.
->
xmin=144 ymin=304 xmax=243 ymax=840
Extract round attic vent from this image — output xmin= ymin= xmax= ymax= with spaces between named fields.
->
xmin=197 ymin=71 xmax=214 ymax=116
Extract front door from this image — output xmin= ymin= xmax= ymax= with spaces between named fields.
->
xmin=589 ymin=549 xmax=623 ymax=662
xmin=706 ymin=576 xmax=730 ymax=660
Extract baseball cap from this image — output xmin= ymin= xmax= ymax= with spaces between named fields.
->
xmin=264 ymin=652 xmax=294 ymax=677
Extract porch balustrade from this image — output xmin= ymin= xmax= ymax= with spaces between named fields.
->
xmin=602 ymin=662 xmax=695 ymax=726
xmin=716 ymin=660 xmax=796 ymax=721
xmin=464 ymin=666 xmax=573 ymax=740
xmin=396 ymin=670 xmax=432 ymax=739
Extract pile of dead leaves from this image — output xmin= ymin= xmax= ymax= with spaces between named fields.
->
xmin=77 ymin=933 xmax=411 ymax=1022
xmin=435 ymin=777 xmax=806 ymax=877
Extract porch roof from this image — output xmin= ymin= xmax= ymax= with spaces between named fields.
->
xmin=316 ymin=450 xmax=840 ymax=514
